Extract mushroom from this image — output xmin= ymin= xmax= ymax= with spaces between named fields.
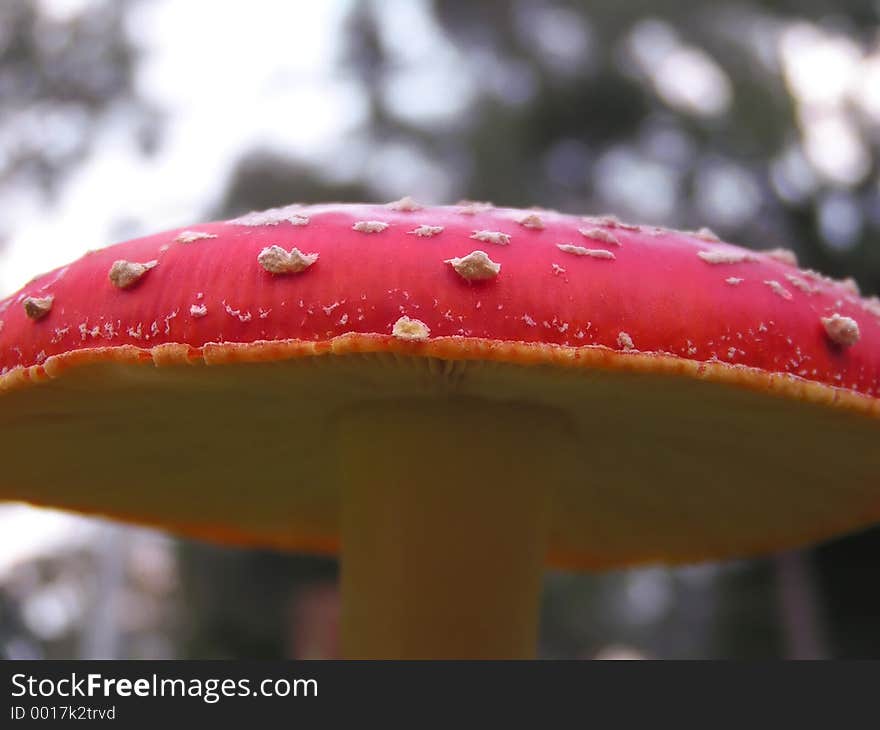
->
xmin=0 ymin=202 xmax=878 ymax=659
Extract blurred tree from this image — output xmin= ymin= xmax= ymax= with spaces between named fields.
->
xmin=0 ymin=0 xmax=154 ymax=193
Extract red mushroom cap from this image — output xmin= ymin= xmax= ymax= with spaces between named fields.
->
xmin=0 ymin=201 xmax=878 ymax=568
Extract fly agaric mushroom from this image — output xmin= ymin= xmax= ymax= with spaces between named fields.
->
xmin=0 ymin=202 xmax=878 ymax=659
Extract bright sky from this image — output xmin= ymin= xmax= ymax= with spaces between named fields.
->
xmin=0 ymin=505 xmax=103 ymax=579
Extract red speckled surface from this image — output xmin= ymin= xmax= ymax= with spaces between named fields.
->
xmin=1 ymin=202 xmax=878 ymax=399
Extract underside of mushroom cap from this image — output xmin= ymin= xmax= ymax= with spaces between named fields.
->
xmin=0 ymin=201 xmax=878 ymax=569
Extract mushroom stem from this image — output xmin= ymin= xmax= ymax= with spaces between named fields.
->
xmin=337 ymin=398 xmax=574 ymax=659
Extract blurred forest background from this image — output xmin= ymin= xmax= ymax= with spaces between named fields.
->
xmin=1 ymin=0 xmax=879 ymax=659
